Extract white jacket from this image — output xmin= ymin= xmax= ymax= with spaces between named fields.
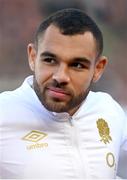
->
xmin=0 ymin=76 xmax=127 ymax=179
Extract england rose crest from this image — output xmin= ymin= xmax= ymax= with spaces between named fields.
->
xmin=96 ymin=118 xmax=112 ymax=144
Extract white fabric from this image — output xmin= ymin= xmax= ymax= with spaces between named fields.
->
xmin=117 ymin=110 xmax=127 ymax=179
xmin=0 ymin=76 xmax=127 ymax=179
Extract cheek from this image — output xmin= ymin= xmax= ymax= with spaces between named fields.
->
xmin=72 ymin=73 xmax=93 ymax=93
xmin=34 ymin=65 xmax=52 ymax=85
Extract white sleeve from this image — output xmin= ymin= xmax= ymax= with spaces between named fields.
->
xmin=117 ymin=112 xmax=127 ymax=179
xmin=121 ymin=112 xmax=127 ymax=151
xmin=0 ymin=108 xmax=2 ymax=178
xmin=117 ymin=149 xmax=127 ymax=178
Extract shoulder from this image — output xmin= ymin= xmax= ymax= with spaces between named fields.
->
xmin=90 ymin=91 xmax=116 ymax=103
xmin=77 ymin=91 xmax=125 ymax=121
xmin=89 ymin=91 xmax=124 ymax=114
xmin=0 ymin=76 xmax=32 ymax=107
xmin=0 ymin=78 xmax=34 ymax=122
xmin=0 ymin=88 xmax=21 ymax=105
xmin=0 ymin=89 xmax=23 ymax=121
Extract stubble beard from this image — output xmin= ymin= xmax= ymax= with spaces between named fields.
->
xmin=33 ymin=76 xmax=91 ymax=113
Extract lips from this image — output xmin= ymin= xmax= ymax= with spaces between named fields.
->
xmin=46 ymin=87 xmax=70 ymax=100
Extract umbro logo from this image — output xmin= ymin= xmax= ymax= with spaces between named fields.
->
xmin=22 ymin=130 xmax=47 ymax=142
xmin=22 ymin=130 xmax=48 ymax=150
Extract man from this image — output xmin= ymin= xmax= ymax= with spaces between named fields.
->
xmin=0 ymin=8 xmax=126 ymax=179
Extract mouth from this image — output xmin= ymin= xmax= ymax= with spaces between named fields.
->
xmin=46 ymin=87 xmax=70 ymax=100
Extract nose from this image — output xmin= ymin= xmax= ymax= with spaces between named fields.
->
xmin=52 ymin=64 xmax=70 ymax=84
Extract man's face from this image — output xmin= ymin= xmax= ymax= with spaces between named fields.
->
xmin=28 ymin=25 xmax=107 ymax=115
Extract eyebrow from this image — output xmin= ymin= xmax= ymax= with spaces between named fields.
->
xmin=40 ymin=51 xmax=57 ymax=58
xmin=40 ymin=51 xmax=91 ymax=65
xmin=72 ymin=57 xmax=91 ymax=66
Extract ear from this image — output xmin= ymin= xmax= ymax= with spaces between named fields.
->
xmin=27 ymin=43 xmax=37 ymax=72
xmin=93 ymin=56 xmax=108 ymax=83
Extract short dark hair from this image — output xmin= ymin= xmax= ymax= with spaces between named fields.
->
xmin=35 ymin=8 xmax=103 ymax=57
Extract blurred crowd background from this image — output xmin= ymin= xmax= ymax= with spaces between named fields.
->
xmin=0 ymin=0 xmax=127 ymax=109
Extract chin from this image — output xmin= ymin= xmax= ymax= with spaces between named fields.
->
xmin=43 ymin=102 xmax=68 ymax=113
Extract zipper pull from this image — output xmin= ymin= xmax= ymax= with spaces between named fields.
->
xmin=69 ymin=117 xmax=73 ymax=126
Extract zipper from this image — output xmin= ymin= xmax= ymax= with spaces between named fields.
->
xmin=68 ymin=116 xmax=73 ymax=126
xmin=67 ymin=117 xmax=87 ymax=178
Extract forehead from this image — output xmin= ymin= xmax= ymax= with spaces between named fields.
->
xmin=37 ymin=25 xmax=97 ymax=60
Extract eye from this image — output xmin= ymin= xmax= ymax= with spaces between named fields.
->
xmin=42 ymin=57 xmax=56 ymax=64
xmin=71 ymin=62 xmax=85 ymax=69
